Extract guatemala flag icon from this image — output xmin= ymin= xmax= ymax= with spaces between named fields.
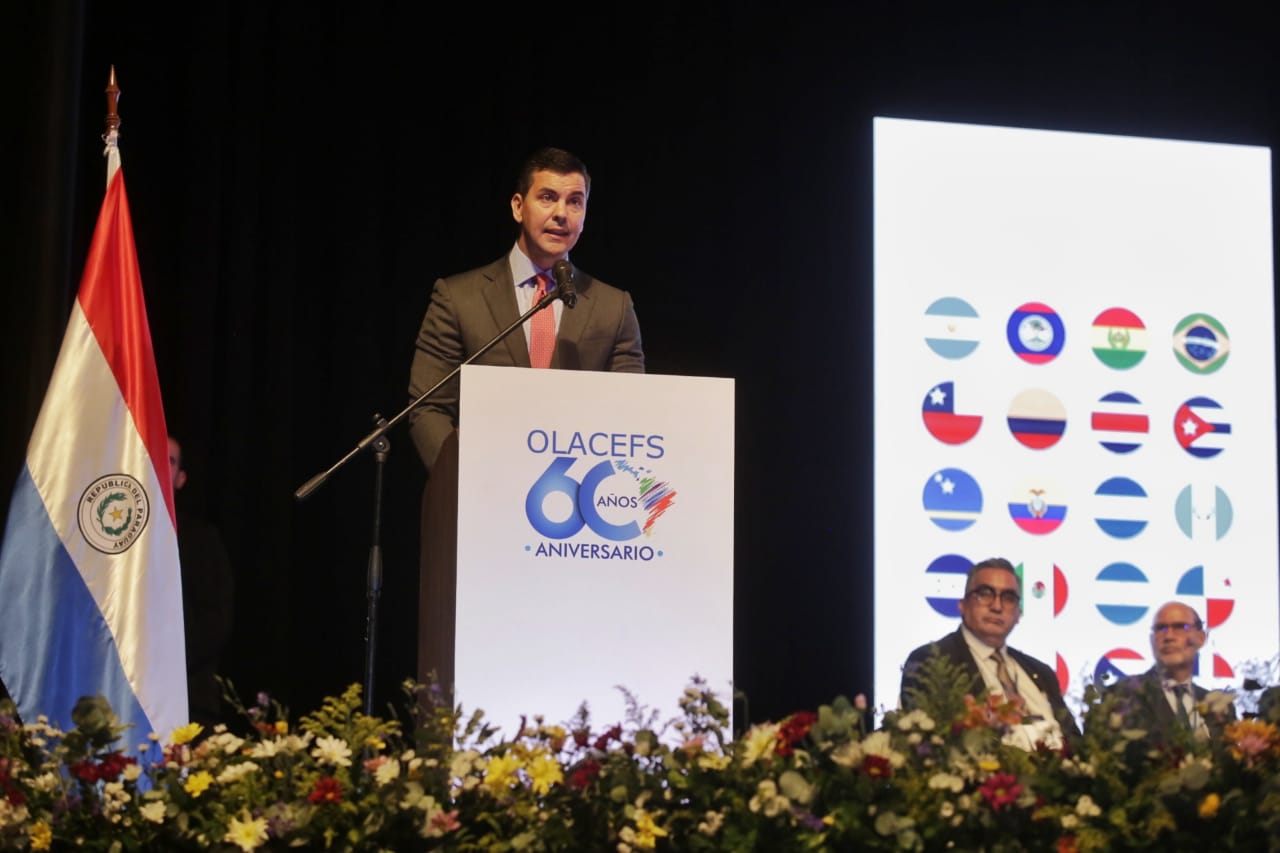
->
xmin=922 ymin=381 xmax=983 ymax=445
xmin=1007 ymin=302 xmax=1065 ymax=364
xmin=1174 ymin=483 xmax=1233 ymax=541
xmin=924 ymin=296 xmax=981 ymax=359
xmin=1174 ymin=396 xmax=1231 ymax=458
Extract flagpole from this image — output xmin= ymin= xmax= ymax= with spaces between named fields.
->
xmin=104 ymin=66 xmax=121 ymax=185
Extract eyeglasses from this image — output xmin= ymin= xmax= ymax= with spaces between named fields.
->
xmin=1151 ymin=622 xmax=1202 ymax=634
xmin=966 ymin=585 xmax=1020 ymax=607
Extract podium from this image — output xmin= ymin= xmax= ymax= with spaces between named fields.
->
xmin=418 ymin=365 xmax=734 ymax=733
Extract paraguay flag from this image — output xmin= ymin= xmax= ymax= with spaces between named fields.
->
xmin=1092 ymin=476 xmax=1148 ymax=539
xmin=0 ymin=145 xmax=187 ymax=736
xmin=1094 ymin=562 xmax=1150 ymax=625
xmin=1007 ymin=388 xmax=1067 ymax=449
xmin=922 ymin=381 xmax=983 ymax=445
xmin=1091 ymin=391 xmax=1148 ymax=454
xmin=1007 ymin=302 xmax=1065 ymax=364
xmin=1090 ymin=307 xmax=1147 ymax=369
xmin=923 ymin=296 xmax=980 ymax=359
xmin=1174 ymin=396 xmax=1231 ymax=458
xmin=922 ymin=467 xmax=983 ymax=531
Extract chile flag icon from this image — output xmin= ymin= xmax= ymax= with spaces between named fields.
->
xmin=922 ymin=381 xmax=983 ymax=445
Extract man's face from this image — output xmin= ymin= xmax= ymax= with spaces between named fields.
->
xmin=511 ymin=169 xmax=588 ymax=269
xmin=958 ymin=567 xmax=1022 ymax=648
xmin=167 ymin=438 xmax=187 ymax=492
xmin=1150 ymin=603 xmax=1205 ymax=675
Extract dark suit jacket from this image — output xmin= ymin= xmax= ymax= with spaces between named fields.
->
xmin=900 ymin=628 xmax=1082 ymax=743
xmin=408 ymin=256 xmax=645 ymax=471
xmin=1109 ymin=667 xmax=1236 ymax=744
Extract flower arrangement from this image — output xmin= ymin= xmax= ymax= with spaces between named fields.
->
xmin=3 ymin=661 xmax=1280 ymax=852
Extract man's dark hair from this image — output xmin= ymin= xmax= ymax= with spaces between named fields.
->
xmin=516 ymin=147 xmax=591 ymax=197
xmin=965 ymin=557 xmax=1020 ymax=593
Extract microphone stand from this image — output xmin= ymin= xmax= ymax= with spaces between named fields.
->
xmin=294 ymin=286 xmax=571 ymax=714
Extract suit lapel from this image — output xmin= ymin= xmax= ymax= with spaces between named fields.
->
xmin=479 ymin=261 xmax=530 ymax=368
xmin=550 ymin=264 xmax=593 ymax=369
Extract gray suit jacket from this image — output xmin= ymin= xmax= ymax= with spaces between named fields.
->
xmin=408 ymin=256 xmax=645 ymax=471
xmin=1109 ymin=666 xmax=1236 ymax=744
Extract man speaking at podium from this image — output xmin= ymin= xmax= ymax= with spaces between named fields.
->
xmin=407 ymin=146 xmax=645 ymax=473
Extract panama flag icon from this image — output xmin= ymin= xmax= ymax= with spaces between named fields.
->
xmin=1091 ymin=307 xmax=1148 ymax=369
xmin=1094 ymin=648 xmax=1147 ymax=685
xmin=924 ymin=553 xmax=973 ymax=617
xmin=1007 ymin=388 xmax=1067 ymax=449
xmin=1008 ymin=479 xmax=1067 ymax=534
xmin=1175 ymin=565 xmax=1235 ymax=629
xmin=1094 ymin=562 xmax=1150 ymax=625
xmin=1007 ymin=302 xmax=1065 ymax=364
xmin=922 ymin=381 xmax=983 ymax=445
xmin=922 ymin=468 xmax=983 ymax=531
xmin=1093 ymin=476 xmax=1148 ymax=539
xmin=1091 ymin=390 xmax=1148 ymax=454
xmin=924 ymin=296 xmax=980 ymax=359
xmin=1173 ymin=313 xmax=1230 ymax=374
xmin=1174 ymin=396 xmax=1231 ymax=458
xmin=1174 ymin=483 xmax=1233 ymax=541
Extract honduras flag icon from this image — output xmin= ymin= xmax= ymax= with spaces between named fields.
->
xmin=1174 ymin=396 xmax=1231 ymax=458
xmin=922 ymin=468 xmax=983 ymax=531
xmin=1093 ymin=647 xmax=1147 ymax=685
xmin=924 ymin=296 xmax=980 ymax=359
xmin=924 ymin=553 xmax=973 ymax=617
xmin=1093 ymin=476 xmax=1148 ymax=539
xmin=1007 ymin=302 xmax=1065 ymax=364
xmin=1094 ymin=562 xmax=1150 ymax=625
xmin=922 ymin=381 xmax=983 ymax=445
xmin=1091 ymin=391 xmax=1148 ymax=454
xmin=1174 ymin=483 xmax=1233 ymax=541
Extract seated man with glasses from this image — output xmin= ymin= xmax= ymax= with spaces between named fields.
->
xmin=1107 ymin=601 xmax=1236 ymax=743
xmin=899 ymin=557 xmax=1081 ymax=750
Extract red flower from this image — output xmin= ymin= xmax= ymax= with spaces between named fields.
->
xmin=861 ymin=754 xmax=893 ymax=779
xmin=572 ymin=729 xmax=590 ymax=748
xmin=593 ymin=725 xmax=623 ymax=751
xmin=1056 ymin=836 xmax=1080 ymax=853
xmin=308 ymin=776 xmax=343 ymax=804
xmin=69 ymin=759 xmax=100 ymax=783
xmin=776 ymin=710 xmax=818 ymax=757
xmin=978 ymin=772 xmax=1022 ymax=811
xmin=569 ymin=758 xmax=601 ymax=790
xmin=97 ymin=752 xmax=136 ymax=783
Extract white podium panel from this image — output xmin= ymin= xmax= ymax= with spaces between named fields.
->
xmin=455 ymin=365 xmax=734 ymax=734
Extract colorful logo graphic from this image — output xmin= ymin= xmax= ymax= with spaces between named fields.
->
xmin=1173 ymin=396 xmax=1231 ymax=459
xmin=922 ymin=381 xmax=983 ymax=445
xmin=1008 ymin=479 xmax=1067 ymax=535
xmin=525 ymin=457 xmax=676 ymax=543
xmin=924 ymin=296 xmax=980 ymax=359
xmin=1174 ymin=565 xmax=1235 ymax=629
xmin=924 ymin=553 xmax=972 ymax=617
xmin=1093 ymin=476 xmax=1148 ymax=539
xmin=922 ymin=468 xmax=983 ymax=531
xmin=1091 ymin=307 xmax=1148 ymax=369
xmin=1174 ymin=483 xmax=1233 ymax=541
xmin=1093 ymin=647 xmax=1147 ymax=685
xmin=1094 ymin=562 xmax=1150 ymax=625
xmin=1007 ymin=388 xmax=1067 ymax=449
xmin=1007 ymin=302 xmax=1065 ymax=364
xmin=1091 ymin=391 xmax=1148 ymax=454
xmin=1173 ymin=313 xmax=1230 ymax=374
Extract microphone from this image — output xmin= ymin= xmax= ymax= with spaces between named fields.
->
xmin=552 ymin=259 xmax=577 ymax=308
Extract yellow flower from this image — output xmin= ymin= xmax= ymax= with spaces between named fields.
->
xmin=1198 ymin=792 xmax=1221 ymax=819
xmin=483 ymin=752 xmax=521 ymax=795
xmin=29 ymin=821 xmax=53 ymax=851
xmin=224 ymin=813 xmax=270 ymax=851
xmin=170 ymin=723 xmax=204 ymax=745
xmin=634 ymin=808 xmax=669 ymax=849
xmin=526 ymin=749 xmax=564 ymax=795
xmin=978 ymin=756 xmax=1001 ymax=773
xmin=275 ymin=721 xmax=288 ymax=734
xmin=184 ymin=770 xmax=215 ymax=797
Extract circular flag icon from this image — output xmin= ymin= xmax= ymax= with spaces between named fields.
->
xmin=924 ymin=553 xmax=973 ymax=617
xmin=1093 ymin=647 xmax=1147 ymax=685
xmin=1091 ymin=391 xmax=1148 ymax=454
xmin=922 ymin=468 xmax=983 ymax=531
xmin=1174 ymin=564 xmax=1235 ymax=629
xmin=1008 ymin=478 xmax=1067 ymax=535
xmin=1007 ymin=388 xmax=1066 ymax=449
xmin=1173 ymin=396 xmax=1231 ymax=459
xmin=1173 ymin=313 xmax=1230 ymax=374
xmin=924 ymin=297 xmax=980 ymax=359
xmin=1093 ymin=476 xmax=1148 ymax=539
xmin=1094 ymin=562 xmax=1150 ymax=625
xmin=1091 ymin=307 xmax=1147 ymax=369
xmin=1007 ymin=302 xmax=1065 ymax=364
xmin=1174 ymin=483 xmax=1233 ymax=541
xmin=922 ymin=381 xmax=983 ymax=445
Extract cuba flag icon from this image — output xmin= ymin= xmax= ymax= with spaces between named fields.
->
xmin=1174 ymin=396 xmax=1231 ymax=459
xmin=922 ymin=468 xmax=983 ymax=531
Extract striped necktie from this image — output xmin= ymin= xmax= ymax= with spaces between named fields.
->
xmin=991 ymin=649 xmax=1020 ymax=701
xmin=528 ymin=272 xmax=555 ymax=368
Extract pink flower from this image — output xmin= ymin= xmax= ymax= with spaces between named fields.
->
xmin=979 ymin=772 xmax=1022 ymax=810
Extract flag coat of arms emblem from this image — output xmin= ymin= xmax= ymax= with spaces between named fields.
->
xmin=1090 ymin=307 xmax=1148 ymax=369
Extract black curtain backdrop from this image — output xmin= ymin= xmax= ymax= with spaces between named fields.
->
xmin=2 ymin=2 xmax=1278 ymax=726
